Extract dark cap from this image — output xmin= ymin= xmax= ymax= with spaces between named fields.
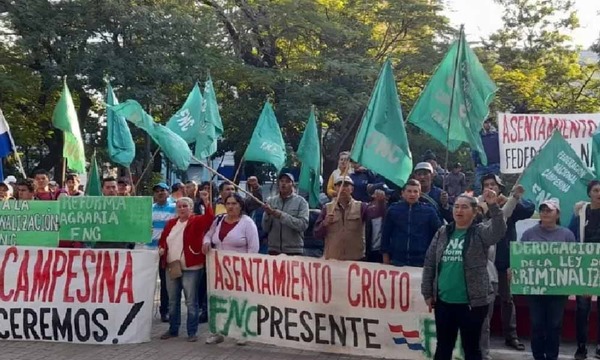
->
xmin=278 ymin=173 xmax=295 ymax=183
xmin=117 ymin=177 xmax=131 ymax=185
xmin=153 ymin=182 xmax=169 ymax=191
xmin=422 ymin=150 xmax=437 ymax=162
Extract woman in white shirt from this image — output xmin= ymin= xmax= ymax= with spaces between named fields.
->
xmin=203 ymin=193 xmax=259 ymax=345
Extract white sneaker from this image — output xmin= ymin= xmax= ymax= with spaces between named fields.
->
xmin=205 ymin=334 xmax=224 ymax=344
xmin=236 ymin=338 xmax=247 ymax=346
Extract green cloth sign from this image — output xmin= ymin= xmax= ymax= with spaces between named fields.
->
xmin=511 ymin=242 xmax=600 ymax=295
xmin=0 ymin=201 xmax=59 ymax=246
xmin=59 ymin=196 xmax=152 ymax=243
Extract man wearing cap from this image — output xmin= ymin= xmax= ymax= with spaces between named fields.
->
xmin=422 ymin=150 xmax=447 ymax=189
xmin=150 ymin=182 xmax=176 ymax=322
xmin=117 ymin=177 xmax=132 ymax=196
xmin=381 ymin=179 xmax=441 ymax=267
xmin=473 ymin=118 xmax=501 ymax=195
xmin=262 ymin=173 xmax=309 ymax=255
xmin=412 ymin=162 xmax=453 ymax=223
xmin=314 ymin=175 xmax=368 ymax=260
xmin=479 ymin=173 xmax=534 ymax=352
xmin=5 ymin=175 xmax=17 ymax=188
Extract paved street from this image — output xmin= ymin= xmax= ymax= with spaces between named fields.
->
xmin=0 ymin=315 xmax=582 ymax=360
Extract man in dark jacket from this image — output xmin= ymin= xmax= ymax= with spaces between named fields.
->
xmin=413 ymin=162 xmax=453 ymax=223
xmin=472 ymin=118 xmax=501 ymax=195
xmin=381 ymin=179 xmax=441 ymax=267
xmin=481 ymin=173 xmax=534 ymax=351
xmin=349 ymin=160 xmax=385 ymax=203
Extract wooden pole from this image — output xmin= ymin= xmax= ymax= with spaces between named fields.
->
xmin=135 ymin=148 xmax=160 ymax=191
xmin=126 ymin=167 xmax=135 ymax=195
xmin=232 ymin=157 xmax=244 ymax=183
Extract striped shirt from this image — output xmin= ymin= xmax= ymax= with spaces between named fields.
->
xmin=148 ymin=202 xmax=177 ymax=248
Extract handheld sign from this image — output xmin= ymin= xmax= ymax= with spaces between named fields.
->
xmin=59 ymin=196 xmax=152 ymax=243
xmin=511 ymin=242 xmax=600 ymax=295
xmin=0 ymin=201 xmax=59 ymax=246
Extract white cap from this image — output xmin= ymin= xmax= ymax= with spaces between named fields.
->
xmin=414 ymin=162 xmax=434 ymax=173
xmin=540 ymin=199 xmax=560 ymax=211
xmin=334 ymin=176 xmax=354 ymax=185
xmin=5 ymin=176 xmax=16 ymax=184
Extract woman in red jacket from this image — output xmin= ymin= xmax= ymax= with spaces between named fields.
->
xmin=158 ymin=193 xmax=213 ymax=342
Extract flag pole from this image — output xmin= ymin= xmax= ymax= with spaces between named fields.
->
xmin=191 ymin=155 xmax=264 ymax=205
xmin=126 ymin=167 xmax=135 ymax=195
xmin=134 ymin=148 xmax=160 ymax=191
xmin=232 ymin=157 xmax=244 ymax=183
xmin=442 ymin=25 xmax=464 ymax=191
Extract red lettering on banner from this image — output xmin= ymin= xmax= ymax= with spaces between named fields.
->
xmin=31 ymin=249 xmax=52 ymax=302
xmin=77 ymin=250 xmax=94 ymax=302
xmin=91 ymin=250 xmax=103 ymax=302
xmin=14 ymin=249 xmax=30 ymax=301
xmin=347 ymin=263 xmax=410 ymax=311
xmin=223 ymin=255 xmax=233 ymax=290
xmin=98 ymin=252 xmax=118 ymax=303
xmin=272 ymin=259 xmax=286 ymax=296
xmin=260 ymin=260 xmax=271 ymax=295
xmin=0 ymin=247 xmax=17 ymax=301
xmin=213 ymin=251 xmax=224 ymax=290
xmin=63 ymin=250 xmax=79 ymax=303
xmin=116 ymin=252 xmax=133 ymax=303
xmin=241 ymin=256 xmax=253 ymax=292
xmin=290 ymin=260 xmax=300 ymax=300
xmin=48 ymin=250 xmax=67 ymax=302
xmin=232 ymin=256 xmax=242 ymax=291
xmin=503 ymin=115 xmax=599 ymax=145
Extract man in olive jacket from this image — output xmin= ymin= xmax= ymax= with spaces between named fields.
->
xmin=262 ymin=173 xmax=309 ymax=255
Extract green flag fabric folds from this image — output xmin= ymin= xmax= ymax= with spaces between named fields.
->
xmin=297 ymin=108 xmax=321 ymax=208
xmin=106 ymin=83 xmax=135 ymax=167
xmin=85 ymin=152 xmax=102 ymax=196
xmin=350 ymin=59 xmax=413 ymax=187
xmin=407 ymin=29 xmax=497 ymax=165
xmin=52 ymin=79 xmax=86 ymax=173
xmin=110 ymin=100 xmax=192 ymax=170
xmin=195 ymin=76 xmax=224 ymax=159
xmin=592 ymin=126 xmax=600 ymax=177
xmin=519 ymin=130 xmax=594 ymax=226
xmin=243 ymin=102 xmax=286 ymax=172
xmin=167 ymin=83 xmax=203 ymax=144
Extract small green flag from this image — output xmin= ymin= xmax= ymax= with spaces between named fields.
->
xmin=407 ymin=29 xmax=497 ymax=165
xmin=167 ymin=83 xmax=203 ymax=144
xmin=110 ymin=100 xmax=192 ymax=170
xmin=297 ymin=107 xmax=321 ymax=208
xmin=519 ymin=130 xmax=594 ymax=226
xmin=350 ymin=60 xmax=413 ymax=187
xmin=243 ymin=102 xmax=286 ymax=172
xmin=195 ymin=76 xmax=224 ymax=159
xmin=106 ymin=83 xmax=135 ymax=167
xmin=52 ymin=79 xmax=86 ymax=173
xmin=85 ymin=152 xmax=102 ymax=196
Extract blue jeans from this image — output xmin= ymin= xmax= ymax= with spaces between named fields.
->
xmin=576 ymin=295 xmax=600 ymax=346
xmin=166 ymin=268 xmax=202 ymax=337
xmin=527 ymin=295 xmax=567 ymax=360
xmin=474 ymin=163 xmax=500 ymax=196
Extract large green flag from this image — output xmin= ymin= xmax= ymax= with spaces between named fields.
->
xmin=52 ymin=79 xmax=86 ymax=173
xmin=110 ymin=100 xmax=192 ymax=170
xmin=167 ymin=83 xmax=203 ymax=144
xmin=243 ymin=102 xmax=286 ymax=172
xmin=85 ymin=152 xmax=102 ymax=196
xmin=592 ymin=126 xmax=600 ymax=177
xmin=195 ymin=76 xmax=224 ymax=159
xmin=297 ymin=107 xmax=321 ymax=208
xmin=106 ymin=83 xmax=135 ymax=167
xmin=407 ymin=29 xmax=497 ymax=165
xmin=350 ymin=59 xmax=412 ymax=187
xmin=520 ymin=130 xmax=594 ymax=226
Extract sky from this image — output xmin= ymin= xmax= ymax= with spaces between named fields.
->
xmin=444 ymin=0 xmax=600 ymax=49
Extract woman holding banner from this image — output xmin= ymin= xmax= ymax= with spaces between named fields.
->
xmin=203 ymin=193 xmax=260 ymax=345
xmin=521 ymin=199 xmax=575 ymax=360
xmin=158 ymin=193 xmax=214 ymax=342
xmin=422 ymin=189 xmax=506 ymax=360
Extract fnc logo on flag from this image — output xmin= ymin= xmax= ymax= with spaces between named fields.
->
xmin=388 ymin=324 xmax=424 ymax=351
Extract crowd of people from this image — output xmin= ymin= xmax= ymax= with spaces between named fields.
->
xmin=4 ymin=119 xmax=600 ymax=360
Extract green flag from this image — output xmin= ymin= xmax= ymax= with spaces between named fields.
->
xmin=243 ymin=102 xmax=286 ymax=172
xmin=52 ymin=79 xmax=86 ymax=173
xmin=167 ymin=83 xmax=203 ymax=144
xmin=195 ymin=76 xmax=224 ymax=159
xmin=85 ymin=152 xmax=102 ymax=196
xmin=110 ymin=100 xmax=192 ymax=170
xmin=106 ymin=83 xmax=135 ymax=167
xmin=407 ymin=29 xmax=497 ymax=165
xmin=297 ymin=107 xmax=321 ymax=208
xmin=350 ymin=60 xmax=413 ymax=187
xmin=519 ymin=130 xmax=594 ymax=226
xmin=592 ymin=126 xmax=600 ymax=177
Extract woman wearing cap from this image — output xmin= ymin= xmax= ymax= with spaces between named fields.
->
xmin=422 ymin=189 xmax=506 ymax=360
xmin=202 ymin=193 xmax=259 ymax=345
xmin=158 ymin=194 xmax=214 ymax=342
xmin=521 ymin=200 xmax=574 ymax=360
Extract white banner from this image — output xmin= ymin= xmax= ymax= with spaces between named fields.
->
xmin=207 ymin=251 xmax=463 ymax=359
xmin=498 ymin=112 xmax=600 ymax=173
xmin=0 ymin=246 xmax=158 ymax=344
